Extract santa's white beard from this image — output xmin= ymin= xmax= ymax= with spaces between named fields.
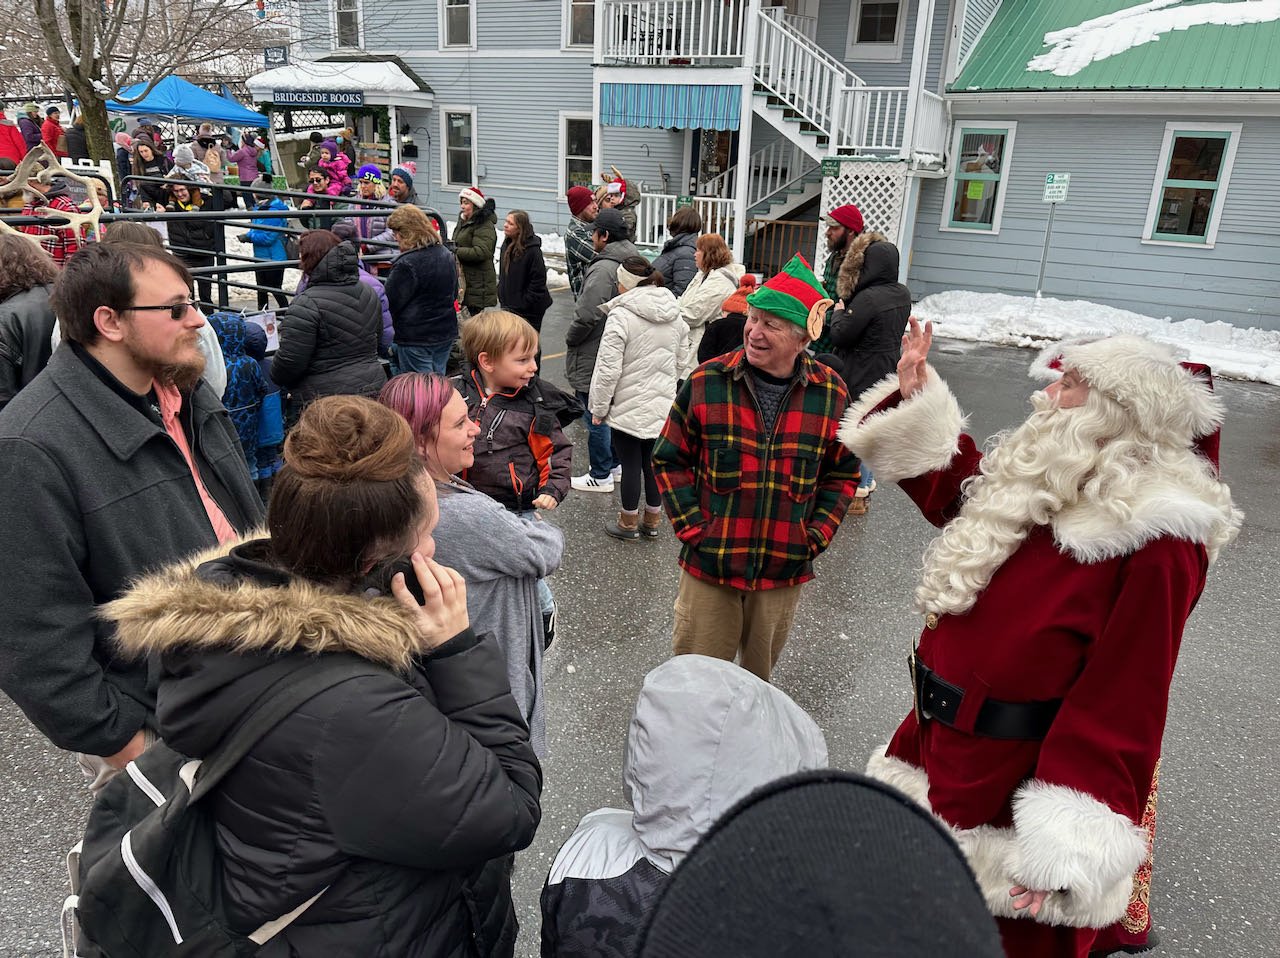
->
xmin=914 ymin=391 xmax=1116 ymax=617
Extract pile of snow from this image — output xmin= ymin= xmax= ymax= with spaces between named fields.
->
xmin=915 ymin=290 xmax=1280 ymax=385
xmin=539 ymin=232 xmax=566 ymax=257
xmin=546 ymin=268 xmax=569 ymax=291
xmin=224 ymin=232 xmax=302 ymax=299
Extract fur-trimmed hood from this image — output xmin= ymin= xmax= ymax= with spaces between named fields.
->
xmin=835 ymin=231 xmax=888 ymax=301
xmin=105 ymin=536 xmax=428 ymax=674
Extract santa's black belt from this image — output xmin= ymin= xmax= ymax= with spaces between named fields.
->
xmin=909 ymin=654 xmax=1061 ymax=741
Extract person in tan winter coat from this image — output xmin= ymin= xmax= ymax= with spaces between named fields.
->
xmin=589 ymin=257 xmax=689 ymax=540
xmin=676 ymin=233 xmax=744 ymax=378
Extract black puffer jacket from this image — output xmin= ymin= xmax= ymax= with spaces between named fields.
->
xmin=166 ymin=196 xmax=216 ymax=263
xmin=498 ymin=235 xmax=553 ymax=327
xmin=272 ymin=242 xmax=386 ymax=405
xmin=826 ymin=237 xmax=912 ymax=400
xmin=0 ymin=283 xmax=57 ymax=410
xmin=386 ymin=243 xmax=459 ymax=347
xmin=650 ymin=232 xmax=698 ymax=297
xmin=106 ymin=539 xmax=543 ymax=958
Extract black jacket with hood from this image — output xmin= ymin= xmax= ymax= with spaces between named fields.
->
xmin=272 ymin=241 xmax=387 ymax=406
xmin=105 ymin=538 xmax=543 ymax=958
xmin=385 ymin=242 xmax=460 ymax=347
xmin=825 ymin=233 xmax=912 ymax=400
xmin=0 ymin=283 xmax=57 ymax=410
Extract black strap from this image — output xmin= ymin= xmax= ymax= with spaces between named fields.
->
xmin=911 ymin=655 xmax=1061 ymax=741
xmin=190 ymin=653 xmax=375 ymax=802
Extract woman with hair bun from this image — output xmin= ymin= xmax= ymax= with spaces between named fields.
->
xmin=380 ymin=372 xmax=563 ymax=758
xmin=588 ymin=256 xmax=688 ymax=541
xmin=104 ymin=395 xmax=542 ymax=958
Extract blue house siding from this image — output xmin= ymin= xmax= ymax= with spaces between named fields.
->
xmin=814 ymin=0 xmax=954 ymax=90
xmin=907 ymin=114 xmax=1280 ymax=329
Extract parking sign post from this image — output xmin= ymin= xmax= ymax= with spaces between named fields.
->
xmin=1036 ymin=172 xmax=1070 ymax=298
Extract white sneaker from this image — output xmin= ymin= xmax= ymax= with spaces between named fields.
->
xmin=855 ymin=478 xmax=877 ymax=499
xmin=572 ymin=472 xmax=615 ymax=493
xmin=610 ymin=464 xmax=623 ymax=480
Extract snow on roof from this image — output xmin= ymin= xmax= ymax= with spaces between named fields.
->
xmin=915 ymin=290 xmax=1280 ymax=385
xmin=247 ymin=60 xmax=424 ymax=95
xmin=1028 ymin=0 xmax=1280 ymax=78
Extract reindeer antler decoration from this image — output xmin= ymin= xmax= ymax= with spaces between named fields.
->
xmin=0 ymin=144 xmax=106 ymax=250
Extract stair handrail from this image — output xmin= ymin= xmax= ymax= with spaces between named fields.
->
xmin=754 ymin=6 xmax=865 ymax=147
xmin=700 ymin=140 xmax=820 ymax=211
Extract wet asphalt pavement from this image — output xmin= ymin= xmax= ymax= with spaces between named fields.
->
xmin=2 ymin=291 xmax=1277 ymax=957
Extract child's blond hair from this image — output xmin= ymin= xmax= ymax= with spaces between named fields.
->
xmin=461 ymin=309 xmax=539 ymax=368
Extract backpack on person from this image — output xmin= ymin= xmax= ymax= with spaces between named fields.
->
xmin=73 ymin=654 xmax=373 ymax=957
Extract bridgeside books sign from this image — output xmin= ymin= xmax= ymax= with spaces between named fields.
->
xmin=271 ymin=90 xmax=365 ymax=108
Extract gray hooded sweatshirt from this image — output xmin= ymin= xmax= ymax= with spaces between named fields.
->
xmin=540 ymin=655 xmax=828 ymax=957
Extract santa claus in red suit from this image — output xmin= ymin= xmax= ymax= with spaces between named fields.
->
xmin=839 ymin=321 xmax=1241 ymax=958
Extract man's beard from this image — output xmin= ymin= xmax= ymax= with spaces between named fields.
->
xmin=914 ymin=392 xmax=1115 ymax=617
xmin=826 ymin=234 xmax=846 ymax=253
xmin=125 ymin=332 xmax=206 ymax=392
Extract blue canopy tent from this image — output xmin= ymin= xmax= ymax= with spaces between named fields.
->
xmin=106 ymin=75 xmax=266 ymax=126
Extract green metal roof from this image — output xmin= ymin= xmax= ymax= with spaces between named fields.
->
xmin=951 ymin=0 xmax=1280 ymax=94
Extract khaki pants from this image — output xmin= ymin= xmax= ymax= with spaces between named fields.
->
xmin=671 ymin=571 xmax=803 ymax=681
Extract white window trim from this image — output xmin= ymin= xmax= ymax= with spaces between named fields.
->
xmin=561 ymin=0 xmax=594 ymax=50
xmin=558 ymin=111 xmax=594 ymax=196
xmin=331 ymin=0 xmax=363 ymax=50
xmin=846 ymin=0 xmax=908 ymax=62
xmin=438 ymin=0 xmax=478 ymax=51
xmin=1140 ymin=121 xmax=1241 ymax=250
xmin=440 ymin=106 xmax=478 ymax=189
xmin=938 ymin=120 xmax=1017 ymax=236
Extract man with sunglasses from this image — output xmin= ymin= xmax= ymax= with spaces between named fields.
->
xmin=0 ymin=242 xmax=262 ymax=792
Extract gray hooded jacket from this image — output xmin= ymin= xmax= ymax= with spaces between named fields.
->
xmin=540 ymin=655 xmax=827 ymax=957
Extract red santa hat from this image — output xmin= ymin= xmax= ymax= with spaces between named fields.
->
xmin=459 ymin=186 xmax=486 ymax=207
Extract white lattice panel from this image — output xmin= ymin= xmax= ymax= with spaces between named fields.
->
xmin=815 ymin=159 xmax=910 ymax=279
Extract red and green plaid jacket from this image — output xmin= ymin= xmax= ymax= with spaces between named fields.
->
xmin=653 ymin=349 xmax=859 ymax=591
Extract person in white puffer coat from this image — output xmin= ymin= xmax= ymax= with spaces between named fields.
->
xmin=676 ymin=232 xmax=745 ymax=378
xmin=589 ymin=256 xmax=690 ymax=541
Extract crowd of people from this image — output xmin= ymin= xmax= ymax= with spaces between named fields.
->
xmin=0 ymin=123 xmax=1245 ymax=958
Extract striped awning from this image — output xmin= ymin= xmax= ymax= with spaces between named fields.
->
xmin=600 ymin=83 xmax=741 ymax=130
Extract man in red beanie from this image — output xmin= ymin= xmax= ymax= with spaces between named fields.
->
xmin=564 ymin=185 xmax=598 ymax=298
xmin=821 ymin=204 xmax=864 ymax=302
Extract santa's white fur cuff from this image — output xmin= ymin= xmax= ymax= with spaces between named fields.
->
xmin=838 ymin=368 xmax=966 ymax=483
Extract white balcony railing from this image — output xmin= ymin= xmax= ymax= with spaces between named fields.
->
xmin=913 ymin=90 xmax=950 ymax=159
xmin=754 ymin=7 xmax=863 ymax=145
xmin=600 ymin=0 xmax=748 ymax=64
xmin=636 ymin=193 xmax=736 ymax=247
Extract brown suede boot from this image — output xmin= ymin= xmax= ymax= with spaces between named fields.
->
xmin=641 ymin=509 xmax=663 ymax=539
xmin=605 ymin=510 xmax=640 ymax=541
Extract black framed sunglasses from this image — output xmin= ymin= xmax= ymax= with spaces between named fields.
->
xmin=124 ymin=301 xmax=197 ymax=320
xmin=308 ymin=177 xmax=325 ymax=185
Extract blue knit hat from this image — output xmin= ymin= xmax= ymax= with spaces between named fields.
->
xmin=357 ymin=164 xmax=382 ymax=182
xmin=390 ymin=164 xmax=415 ymax=192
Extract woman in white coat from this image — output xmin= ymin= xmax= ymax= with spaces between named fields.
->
xmin=589 ymin=256 xmax=689 ymax=541
xmin=676 ymin=233 xmax=744 ymax=378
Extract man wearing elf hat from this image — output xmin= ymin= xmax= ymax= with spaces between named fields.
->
xmin=841 ymin=321 xmax=1241 ymax=957
xmin=653 ymin=254 xmax=859 ymax=682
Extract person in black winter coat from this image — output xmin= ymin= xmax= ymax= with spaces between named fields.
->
xmin=0 ymin=233 xmax=58 ymax=411
xmin=649 ymin=207 xmax=701 ymax=298
xmin=385 ymin=204 xmax=460 ymax=375
xmin=272 ymin=233 xmax=386 ymax=422
xmin=165 ymin=180 xmax=217 ymax=306
xmin=497 ymin=209 xmax=553 ymax=354
xmin=104 ymin=396 xmax=542 ymax=958
xmin=824 ymin=233 xmax=912 ymax=401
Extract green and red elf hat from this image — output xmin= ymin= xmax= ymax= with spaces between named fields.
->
xmin=745 ymin=253 xmax=834 ymax=340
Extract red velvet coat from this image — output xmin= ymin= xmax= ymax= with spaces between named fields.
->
xmin=839 ymin=372 xmax=1239 ymax=955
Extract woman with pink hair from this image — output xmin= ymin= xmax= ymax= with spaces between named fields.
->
xmin=379 ymin=372 xmax=562 ymax=757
